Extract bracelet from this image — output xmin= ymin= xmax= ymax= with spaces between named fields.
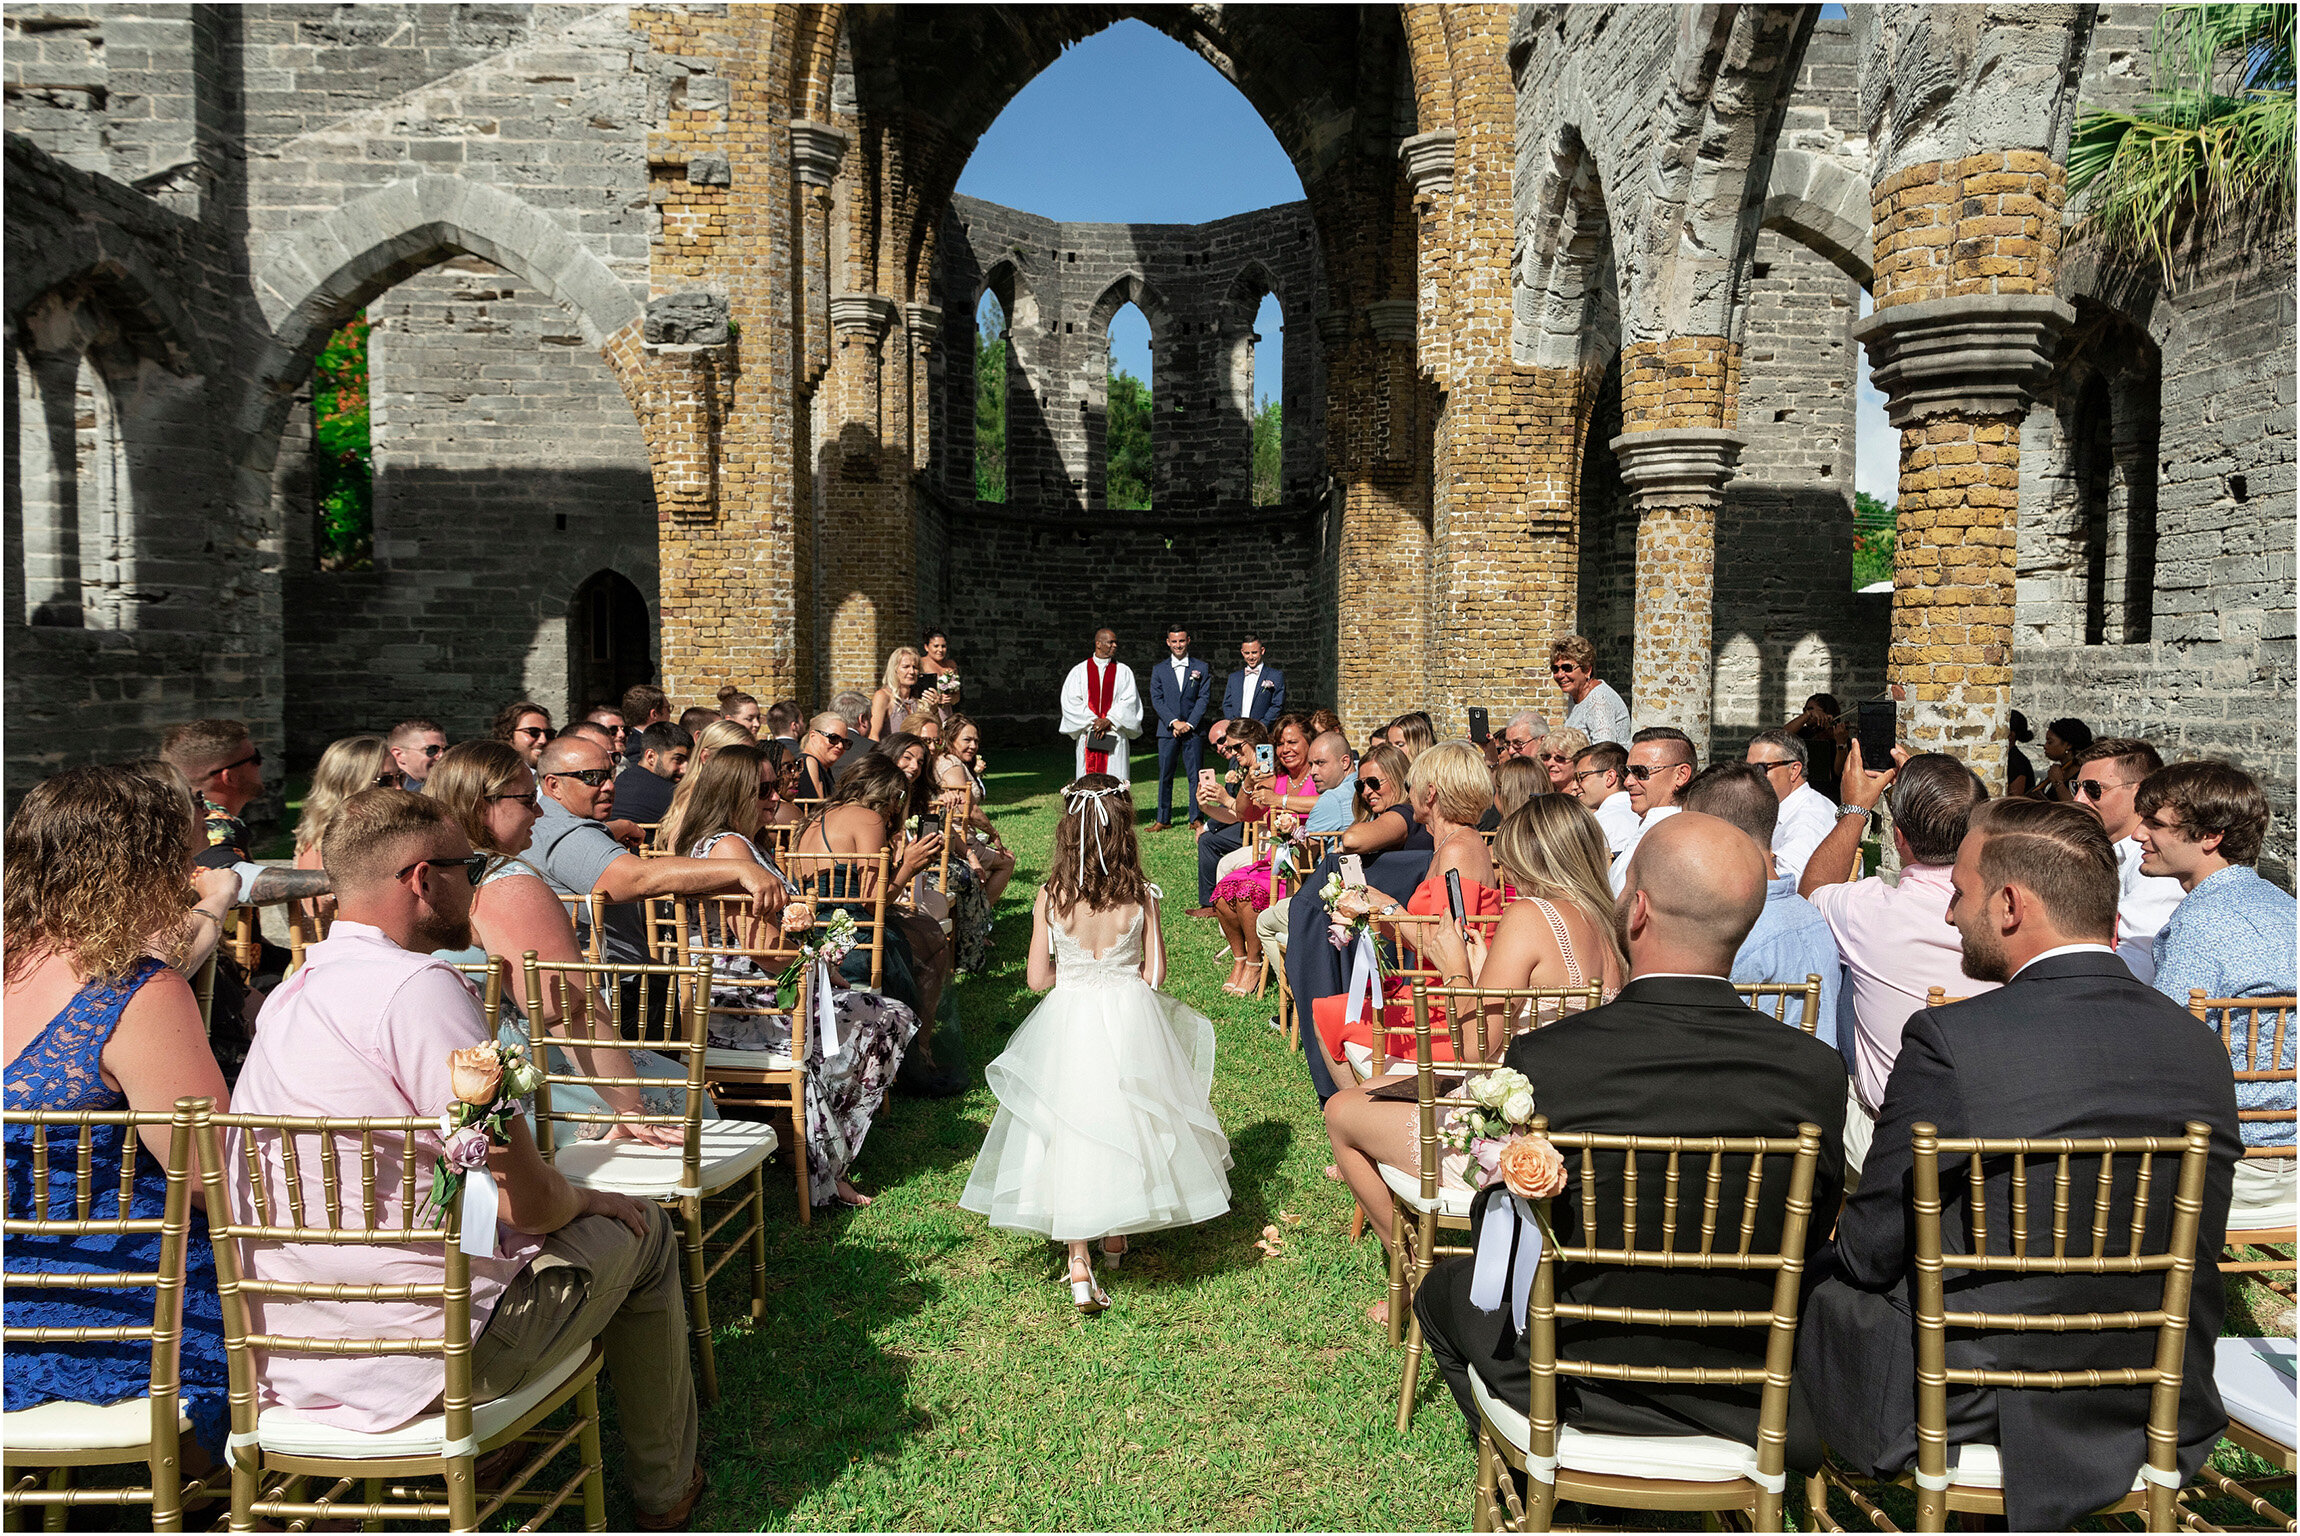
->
xmin=187 ymin=908 xmax=223 ymax=927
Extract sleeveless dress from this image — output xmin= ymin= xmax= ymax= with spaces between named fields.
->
xmin=4 ymin=959 xmax=229 ymax=1457
xmin=1209 ymin=773 xmax=1306 ymax=912
xmin=689 ymin=832 xmax=919 ymax=1206
xmin=960 ymin=906 xmax=1233 ymax=1240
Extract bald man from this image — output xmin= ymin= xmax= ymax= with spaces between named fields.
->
xmin=1411 ymin=811 xmax=1847 ymax=1477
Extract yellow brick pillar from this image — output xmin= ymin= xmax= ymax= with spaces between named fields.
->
xmin=1853 ymin=151 xmax=2073 ymax=787
xmin=1330 ymin=301 xmax=1434 ymax=741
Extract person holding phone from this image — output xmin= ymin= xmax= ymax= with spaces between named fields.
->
xmin=1208 ymin=717 xmax=1317 ymax=994
xmin=1187 ymin=719 xmax=1266 ymax=917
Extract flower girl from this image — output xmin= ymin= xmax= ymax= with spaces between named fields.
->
xmin=960 ymin=775 xmax=1233 ymax=1312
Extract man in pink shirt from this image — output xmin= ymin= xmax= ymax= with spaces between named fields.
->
xmin=1798 ymin=748 xmax=1995 ymax=1179
xmin=231 ymin=789 xmax=702 ymax=1528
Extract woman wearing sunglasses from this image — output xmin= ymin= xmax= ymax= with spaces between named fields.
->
xmin=423 ymin=740 xmax=689 ymax=1147
xmin=1532 ymin=725 xmax=1588 ymax=796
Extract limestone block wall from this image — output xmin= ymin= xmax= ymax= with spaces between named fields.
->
xmin=279 ymin=258 xmax=657 ymax=759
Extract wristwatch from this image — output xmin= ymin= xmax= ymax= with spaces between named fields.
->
xmin=1836 ymin=803 xmax=1872 ymax=821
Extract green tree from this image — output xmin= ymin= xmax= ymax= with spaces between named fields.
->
xmin=974 ymin=328 xmax=1007 ymax=503
xmin=1251 ymin=394 xmax=1282 ymax=506
xmin=312 ymin=315 xmax=372 ymax=571
xmin=1106 ymin=364 xmax=1153 ymax=510
xmin=1853 ymin=490 xmax=1896 ymax=590
xmin=2069 ymin=4 xmax=2295 ymax=284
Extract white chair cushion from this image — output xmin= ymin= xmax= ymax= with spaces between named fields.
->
xmin=705 ymin=1046 xmax=796 ymax=1072
xmin=1343 ymin=1041 xmax=1376 ymax=1080
xmin=1378 ymin=1159 xmax=1472 ymax=1218
xmin=254 ymin=1344 xmax=591 ymax=1460
xmin=4 ymin=1397 xmax=186 ymax=1453
xmin=553 ymin=1121 xmax=778 ymax=1198
xmin=1939 ymin=1442 xmax=2147 ymax=1492
xmin=1468 ymin=1369 xmax=1764 ymax=1482
xmin=2216 ymin=1336 xmax=2297 ymax=1450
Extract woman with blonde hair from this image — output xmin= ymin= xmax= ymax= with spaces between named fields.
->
xmin=871 ymin=647 xmax=922 ymax=740
xmin=289 ymin=733 xmax=400 ymax=934
xmin=1320 ymin=793 xmax=1624 ymax=1266
xmin=1535 ymin=725 xmax=1589 ymax=796
xmin=651 ymin=718 xmax=766 ymax=850
xmin=1386 ymin=712 xmax=1435 ymax=763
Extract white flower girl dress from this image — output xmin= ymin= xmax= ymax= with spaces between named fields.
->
xmin=961 ymin=899 xmax=1233 ymax=1242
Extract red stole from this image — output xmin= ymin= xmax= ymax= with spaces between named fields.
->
xmin=1083 ymin=660 xmax=1116 ymax=774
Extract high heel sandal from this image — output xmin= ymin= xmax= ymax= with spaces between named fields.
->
xmin=1068 ymin=1255 xmax=1110 ymax=1313
xmin=1098 ymin=1234 xmax=1128 ymax=1271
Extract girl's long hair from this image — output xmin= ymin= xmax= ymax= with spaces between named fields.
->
xmin=876 ymin=732 xmax=937 ymax=824
xmin=1493 ymin=796 xmax=1627 ymax=979
xmin=300 ymin=734 xmax=398 ymax=854
xmin=5 ymin=765 xmax=198 ymax=985
xmin=1043 ymin=774 xmax=1149 ymax=919
xmin=658 ymin=742 xmax=766 ymax=855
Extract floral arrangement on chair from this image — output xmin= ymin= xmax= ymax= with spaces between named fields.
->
xmin=423 ymin=1042 xmax=545 ymax=1245
xmin=1269 ymin=812 xmax=1316 ymax=888
xmin=775 ymin=902 xmax=860 ymax=1054
xmin=1439 ymin=1067 xmax=1569 ymax=1318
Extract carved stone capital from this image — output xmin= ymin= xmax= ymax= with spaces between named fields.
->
xmin=1400 ymin=130 xmax=1457 ymax=199
xmin=904 ymin=302 xmax=943 ymax=353
xmin=1365 ymin=299 xmax=1417 ymax=345
xmin=1850 ymin=294 xmax=2076 ymax=426
xmin=830 ymin=294 xmax=897 ymax=342
xmin=1606 ymin=427 xmax=1746 ymax=510
xmin=789 ymin=119 xmax=850 ymax=187
xmin=1316 ymin=309 xmax=1353 ymax=348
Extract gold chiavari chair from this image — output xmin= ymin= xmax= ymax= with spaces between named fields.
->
xmin=1392 ymin=976 xmax=1604 ymax=1429
xmin=2 ymin=1099 xmax=219 ymax=1532
xmin=557 ymin=890 xmax=608 ymax=964
xmin=669 ymin=894 xmax=816 ymax=1224
xmin=225 ymin=907 xmax=262 ymax=979
xmin=284 ymin=904 xmax=333 ymax=978
xmin=518 ymin=956 xmax=773 ymax=1406
xmin=1805 ymin=1120 xmax=2216 ymax=1533
xmin=192 ymin=949 xmax=221 ymax=1029
xmin=193 ymin=1101 xmax=608 ymax=1533
xmin=1266 ymin=832 xmax=1343 ymax=1046
xmin=1736 ymin=975 xmax=1824 ymax=1035
xmin=777 ymin=848 xmax=893 ymax=996
xmin=757 ymin=818 xmax=801 ymax=866
xmin=1924 ymin=987 xmax=1969 ymax=1009
xmin=1474 ymin=1116 xmax=1827 ymax=1532
xmin=2188 ymin=993 xmax=2296 ymax=1280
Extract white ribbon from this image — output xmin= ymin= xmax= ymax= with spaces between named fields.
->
xmin=1750 ymin=1467 xmax=1788 ymax=1494
xmin=1065 ymin=784 xmax=1120 ymax=883
xmin=1912 ymin=1468 xmax=1953 ymax=1492
xmin=1525 ymin=1450 xmax=1560 ymax=1485
xmin=2136 ymin=1463 xmax=2184 ymax=1490
xmin=1343 ymin=929 xmax=1380 ymax=1026
xmin=813 ymin=955 xmax=841 ymax=1057
xmin=439 ymin=1434 xmax=479 ymax=1461
xmin=457 ymin=1169 xmax=499 ymax=1259
xmin=1468 ymin=1191 xmax=1544 ymax=1328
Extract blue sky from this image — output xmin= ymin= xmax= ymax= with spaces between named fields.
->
xmin=960 ymin=15 xmax=1890 ymax=501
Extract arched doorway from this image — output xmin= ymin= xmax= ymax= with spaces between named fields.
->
xmin=568 ymin=569 xmax=654 ymax=716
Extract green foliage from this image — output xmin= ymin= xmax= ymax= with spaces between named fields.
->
xmin=1251 ymin=395 xmax=1282 ymax=506
xmin=2069 ymin=4 xmax=2295 ymax=283
xmin=1853 ymin=490 xmax=1896 ymax=590
xmin=1106 ymin=363 xmax=1153 ymax=510
xmin=311 ymin=315 xmax=373 ymax=571
xmin=974 ymin=329 xmax=1007 ymax=503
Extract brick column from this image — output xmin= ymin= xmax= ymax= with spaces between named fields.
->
xmin=1329 ymin=303 xmax=1434 ymax=740
xmin=789 ymin=121 xmax=846 ymax=396
xmin=822 ymin=294 xmax=908 ymax=694
xmin=1853 ymin=149 xmax=2073 ymax=785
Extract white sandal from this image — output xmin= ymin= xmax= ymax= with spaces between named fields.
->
xmin=1068 ymin=1255 xmax=1111 ymax=1313
xmin=1098 ymin=1234 xmax=1128 ymax=1271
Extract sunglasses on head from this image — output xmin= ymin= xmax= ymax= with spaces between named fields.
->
xmin=394 ymin=852 xmax=490 ymax=885
xmin=546 ymin=766 xmax=614 ymax=788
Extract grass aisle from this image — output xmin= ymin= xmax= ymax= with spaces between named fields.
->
xmin=692 ymin=747 xmax=1472 ymax=1530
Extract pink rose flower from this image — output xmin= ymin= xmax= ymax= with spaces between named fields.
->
xmin=443 ymin=1126 xmax=493 ymax=1172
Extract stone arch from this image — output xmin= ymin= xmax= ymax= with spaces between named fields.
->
xmin=1759 ymin=149 xmax=1876 ymax=287
xmin=1085 ymin=271 xmax=1176 ymax=346
xmin=1516 ymin=126 xmax=1621 ymax=375
xmin=565 ymin=567 xmax=657 ymax=715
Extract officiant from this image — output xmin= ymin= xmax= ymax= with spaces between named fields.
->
xmin=1059 ymin=628 xmax=1144 ymax=783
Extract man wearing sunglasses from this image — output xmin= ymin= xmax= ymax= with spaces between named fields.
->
xmin=1547 ymin=634 xmax=1629 ymax=748
xmin=387 ymin=717 xmax=449 ymax=791
xmin=2067 ymin=736 xmax=2183 ymax=985
xmin=1612 ymin=727 xmax=1698 ymax=895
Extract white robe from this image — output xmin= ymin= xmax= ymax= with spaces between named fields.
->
xmin=1059 ymin=658 xmax=1144 ymax=783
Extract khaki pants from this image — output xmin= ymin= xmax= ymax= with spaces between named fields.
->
xmin=469 ymin=1206 xmax=697 ymax=1515
xmin=1257 ymin=898 xmax=1291 ymax=957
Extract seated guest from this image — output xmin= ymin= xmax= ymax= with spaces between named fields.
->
xmin=677 ymin=705 xmax=720 ymax=737
xmin=1210 ymin=715 xmax=1318 ymax=992
xmin=765 ymin=699 xmax=803 ymax=752
xmin=2038 ymin=714 xmax=2093 ymax=803
xmin=292 ymin=734 xmax=400 ymax=929
xmin=1415 ymin=812 xmax=1846 ymax=1463
xmin=1388 ymin=712 xmax=1435 ymax=763
xmin=582 ymin=704 xmax=630 ymax=768
xmin=1683 ymin=762 xmax=1841 ymax=1043
xmin=796 ymin=711 xmax=852 ymax=800
xmin=1324 ymin=794 xmax=1623 ymax=1266
xmin=621 ymin=683 xmax=670 ymax=733
xmin=1308 ymin=708 xmax=1344 ymax=743
xmin=1535 ymin=725 xmax=1588 ymax=796
xmin=879 ymin=730 xmax=991 ymax=974
xmin=1251 ymin=730 xmax=1359 ymax=989
xmin=1188 ymin=718 xmax=1265 ymax=917
xmin=715 ymin=687 xmax=762 ymax=737
xmin=1499 ymin=710 xmax=1549 ymax=764
xmin=1492 ymin=757 xmax=1545 ymax=820
xmin=231 ymin=789 xmax=704 ymax=1528
xmin=1612 ymin=726 xmax=1696 ymax=895
xmin=931 ymin=720 xmax=1016 ymax=906
xmin=4 ymin=765 xmax=233 ymax=1461
xmin=871 ymin=649 xmax=921 ymax=741
xmin=828 ymin=691 xmax=875 ymax=782
xmin=2136 ymin=759 xmax=2296 ymax=1229
xmin=1797 ymin=799 xmax=2240 ymax=1531
xmin=2068 ymin=735 xmax=2183 ymax=984
xmin=492 ymin=700 xmax=554 ymax=767
xmin=1743 ymin=726 xmax=1837 ymax=886
xmin=388 ymin=717 xmax=449 ymax=790
xmin=611 ymin=721 xmax=691 ymax=827
xmin=120 ymin=759 xmax=245 ymax=979
xmin=1798 ymin=747 xmax=1992 ymax=1178
xmin=1569 ymin=740 xmax=1636 ymax=862
xmin=660 ymin=744 xmax=917 ymax=1207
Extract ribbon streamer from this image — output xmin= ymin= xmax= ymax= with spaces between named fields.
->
xmin=1065 ymin=784 xmax=1120 ymax=884
xmin=814 ymin=955 xmax=841 ymax=1057
xmin=458 ymin=1167 xmax=499 ymax=1260
xmin=1468 ymin=1190 xmax=1544 ymax=1327
xmin=1344 ymin=929 xmax=1380 ymax=1025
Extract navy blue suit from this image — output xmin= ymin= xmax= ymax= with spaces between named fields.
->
xmin=1223 ymin=665 xmax=1286 ymax=725
xmin=1147 ymin=654 xmax=1214 ymax=825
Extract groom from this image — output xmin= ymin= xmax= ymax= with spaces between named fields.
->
xmin=1147 ymin=625 xmax=1212 ymax=831
xmin=1059 ymin=628 xmax=1144 ymax=784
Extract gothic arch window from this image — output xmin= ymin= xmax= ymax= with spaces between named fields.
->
xmin=973 ymin=282 xmax=1010 ymax=503
xmin=10 ymin=327 xmax=136 ymax=630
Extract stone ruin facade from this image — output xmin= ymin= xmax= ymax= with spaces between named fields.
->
xmin=4 ymin=4 xmax=2291 ymax=876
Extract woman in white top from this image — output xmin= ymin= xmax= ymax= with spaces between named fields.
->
xmin=870 ymin=647 xmax=922 ymax=741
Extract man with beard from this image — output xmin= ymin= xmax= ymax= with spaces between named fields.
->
xmin=230 ymin=789 xmax=707 ymax=1527
xmin=1795 ymin=798 xmax=2241 ymax=1531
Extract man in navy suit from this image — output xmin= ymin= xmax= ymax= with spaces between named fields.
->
xmin=1223 ymin=637 xmax=1286 ymax=726
xmin=1147 ymin=626 xmax=1213 ymax=832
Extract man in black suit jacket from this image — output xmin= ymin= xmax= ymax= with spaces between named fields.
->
xmin=1797 ymin=797 xmax=2240 ymax=1531
xmin=1415 ymin=812 xmax=1848 ymax=1466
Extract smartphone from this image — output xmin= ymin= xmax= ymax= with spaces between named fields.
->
xmin=1467 ymin=707 xmax=1490 ymax=745
xmin=1339 ymin=853 xmax=1366 ymax=886
xmin=1856 ymin=699 xmax=1897 ymax=767
xmin=1255 ymin=743 xmax=1274 ymax=773
xmin=1445 ymin=868 xmax=1466 ymax=926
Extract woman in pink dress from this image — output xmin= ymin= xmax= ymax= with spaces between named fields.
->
xmin=1211 ymin=714 xmax=1316 ymax=995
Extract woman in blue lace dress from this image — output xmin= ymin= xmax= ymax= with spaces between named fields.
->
xmin=3 ymin=765 xmax=232 ymax=1458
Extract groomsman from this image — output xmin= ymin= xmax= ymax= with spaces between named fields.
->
xmin=1148 ymin=626 xmax=1213 ymax=832
xmin=1223 ymin=637 xmax=1286 ymax=725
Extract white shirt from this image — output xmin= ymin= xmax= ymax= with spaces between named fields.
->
xmin=1589 ymin=789 xmax=1640 ymax=857
xmin=2010 ymin=942 xmax=2121 ymax=981
xmin=1771 ymin=781 xmax=1841 ymax=887
xmin=1167 ymin=655 xmax=1192 ymax=723
xmin=1239 ymin=665 xmax=1262 ymax=702
xmin=2112 ymin=835 xmax=2185 ymax=986
xmin=1610 ymin=803 xmax=1681 ymax=896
